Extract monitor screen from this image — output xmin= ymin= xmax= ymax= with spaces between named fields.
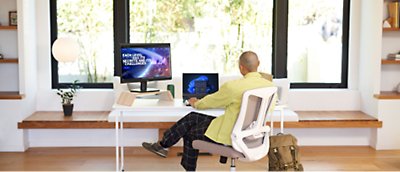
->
xmin=182 ymin=73 xmax=219 ymax=99
xmin=120 ymin=43 xmax=171 ymax=83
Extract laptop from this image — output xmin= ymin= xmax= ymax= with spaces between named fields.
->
xmin=182 ymin=73 xmax=219 ymax=103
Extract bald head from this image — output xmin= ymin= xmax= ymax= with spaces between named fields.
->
xmin=239 ymin=51 xmax=260 ymax=73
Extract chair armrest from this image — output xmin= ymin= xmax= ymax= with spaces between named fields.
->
xmin=232 ymin=126 xmax=270 ymax=140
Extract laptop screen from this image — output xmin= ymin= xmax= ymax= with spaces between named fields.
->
xmin=182 ymin=73 xmax=219 ymax=100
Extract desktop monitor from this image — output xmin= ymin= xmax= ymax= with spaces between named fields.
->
xmin=119 ymin=43 xmax=172 ymax=92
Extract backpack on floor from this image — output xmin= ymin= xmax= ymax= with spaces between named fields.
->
xmin=268 ymin=133 xmax=304 ymax=171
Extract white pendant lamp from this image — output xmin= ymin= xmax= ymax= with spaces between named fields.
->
xmin=52 ymin=37 xmax=80 ymax=62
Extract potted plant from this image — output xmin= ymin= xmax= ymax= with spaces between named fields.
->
xmin=57 ymin=80 xmax=80 ymax=116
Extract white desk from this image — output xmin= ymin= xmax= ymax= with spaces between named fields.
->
xmin=109 ymin=99 xmax=299 ymax=122
xmin=110 ymin=98 xmax=299 ymax=171
xmin=112 ymin=99 xmax=224 ymax=171
xmin=110 ymin=99 xmax=223 ymax=121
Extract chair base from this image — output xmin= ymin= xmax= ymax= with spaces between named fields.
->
xmin=230 ymin=158 xmax=236 ymax=172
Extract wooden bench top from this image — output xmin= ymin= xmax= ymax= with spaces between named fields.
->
xmin=297 ymin=111 xmax=378 ymax=121
xmin=18 ymin=111 xmax=382 ymax=129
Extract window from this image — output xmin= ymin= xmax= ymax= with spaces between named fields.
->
xmin=273 ymin=0 xmax=349 ymax=88
xmin=288 ymin=0 xmax=345 ymax=83
xmin=51 ymin=0 xmax=349 ymax=88
xmin=129 ymin=0 xmax=273 ymax=76
xmin=51 ymin=0 xmax=114 ymax=88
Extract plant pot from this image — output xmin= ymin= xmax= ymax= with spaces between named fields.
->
xmin=62 ymin=104 xmax=74 ymax=116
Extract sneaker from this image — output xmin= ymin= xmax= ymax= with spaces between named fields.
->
xmin=142 ymin=142 xmax=168 ymax=158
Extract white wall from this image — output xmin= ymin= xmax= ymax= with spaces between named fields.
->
xmin=381 ymin=0 xmax=400 ymax=82
xmin=348 ymin=0 xmax=361 ymax=91
xmin=288 ymin=89 xmax=360 ymax=111
xmin=381 ymin=26 xmax=400 ymax=91
xmin=381 ymin=65 xmax=400 ymax=91
xmin=0 ymin=63 xmax=19 ymax=91
xmin=381 ymin=0 xmax=400 ymax=92
xmin=0 ymin=0 xmax=18 ymax=91
xmin=0 ymin=0 xmax=20 ymax=151
xmin=18 ymin=0 xmax=38 ymax=150
xmin=2 ymin=0 xmax=396 ymax=150
xmin=0 ymin=0 xmax=16 ymax=25
xmin=0 ymin=101 xmax=24 ymax=151
xmin=28 ymin=129 xmax=158 ymax=147
xmin=375 ymin=0 xmax=400 ymax=150
xmin=358 ymin=0 xmax=381 ymax=118
xmin=357 ymin=1 xmax=400 ymax=150
xmin=27 ymin=128 xmax=372 ymax=147
xmin=0 ymin=0 xmax=37 ymax=152
xmin=374 ymin=100 xmax=400 ymax=149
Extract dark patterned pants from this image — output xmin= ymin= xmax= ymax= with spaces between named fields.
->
xmin=159 ymin=111 xmax=216 ymax=171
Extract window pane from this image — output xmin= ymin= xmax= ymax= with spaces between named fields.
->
xmin=129 ymin=0 xmax=273 ymax=76
xmin=287 ymin=0 xmax=343 ymax=83
xmin=56 ymin=0 xmax=113 ymax=83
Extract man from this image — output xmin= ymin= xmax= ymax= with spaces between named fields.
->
xmin=142 ymin=51 xmax=274 ymax=171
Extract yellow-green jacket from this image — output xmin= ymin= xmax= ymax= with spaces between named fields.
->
xmin=194 ymin=72 xmax=274 ymax=145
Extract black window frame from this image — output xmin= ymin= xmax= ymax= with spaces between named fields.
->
xmin=272 ymin=0 xmax=350 ymax=89
xmin=50 ymin=0 xmax=115 ymax=89
xmin=50 ymin=0 xmax=350 ymax=89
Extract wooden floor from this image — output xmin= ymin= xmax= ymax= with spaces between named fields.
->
xmin=1 ymin=146 xmax=400 ymax=171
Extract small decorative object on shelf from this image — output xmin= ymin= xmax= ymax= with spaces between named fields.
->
xmin=397 ymin=83 xmax=400 ymax=93
xmin=57 ymin=80 xmax=80 ymax=116
xmin=383 ymin=20 xmax=391 ymax=28
xmin=0 ymin=53 xmax=3 ymax=59
xmin=387 ymin=53 xmax=400 ymax=60
xmin=9 ymin=11 xmax=17 ymax=26
xmin=388 ymin=1 xmax=399 ymax=28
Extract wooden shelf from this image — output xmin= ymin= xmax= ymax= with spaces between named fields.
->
xmin=0 ymin=58 xmax=18 ymax=64
xmin=0 ymin=92 xmax=24 ymax=100
xmin=382 ymin=59 xmax=400 ymax=64
xmin=18 ymin=111 xmax=382 ymax=129
xmin=383 ymin=28 xmax=400 ymax=32
xmin=0 ymin=26 xmax=17 ymax=30
xmin=374 ymin=91 xmax=400 ymax=99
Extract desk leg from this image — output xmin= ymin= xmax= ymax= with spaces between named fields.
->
xmin=115 ymin=112 xmax=119 ymax=172
xmin=158 ymin=129 xmax=166 ymax=140
xmin=270 ymin=118 xmax=274 ymax=136
xmin=280 ymin=108 xmax=284 ymax=133
xmin=115 ymin=111 xmax=125 ymax=172
xmin=120 ymin=111 xmax=124 ymax=171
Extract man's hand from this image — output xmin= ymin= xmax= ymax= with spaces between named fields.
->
xmin=188 ymin=97 xmax=198 ymax=107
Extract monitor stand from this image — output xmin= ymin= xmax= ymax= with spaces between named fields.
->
xmin=129 ymin=81 xmax=159 ymax=93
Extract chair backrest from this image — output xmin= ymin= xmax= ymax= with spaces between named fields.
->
xmin=231 ymin=87 xmax=277 ymax=162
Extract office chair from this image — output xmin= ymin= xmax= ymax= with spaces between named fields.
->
xmin=193 ymin=87 xmax=278 ymax=171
